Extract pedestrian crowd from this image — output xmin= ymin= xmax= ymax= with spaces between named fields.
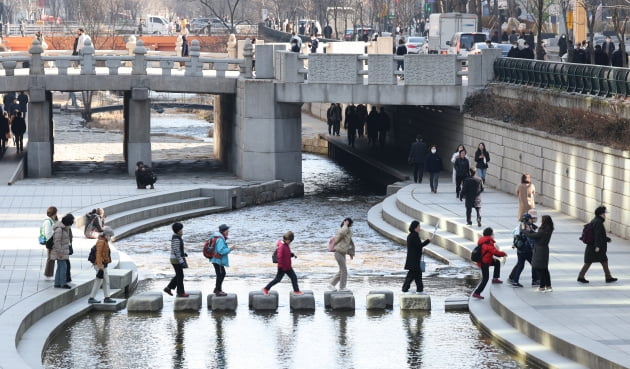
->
xmin=0 ymin=91 xmax=28 ymax=156
xmin=326 ymin=103 xmax=390 ymax=149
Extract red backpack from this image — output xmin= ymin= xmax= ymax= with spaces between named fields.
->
xmin=202 ymin=236 xmax=221 ymax=259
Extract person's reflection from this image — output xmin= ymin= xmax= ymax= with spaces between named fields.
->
xmin=332 ymin=311 xmax=355 ymax=366
xmin=213 ymin=312 xmax=231 ymax=367
xmin=173 ymin=313 xmax=187 ymax=369
xmin=401 ymin=310 xmax=428 ymax=368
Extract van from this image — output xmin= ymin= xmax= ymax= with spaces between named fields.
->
xmin=144 ymin=15 xmax=169 ymax=34
xmin=447 ymin=32 xmax=488 ymax=55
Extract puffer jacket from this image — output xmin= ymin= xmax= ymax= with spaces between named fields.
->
xmin=51 ymin=221 xmax=71 ymax=260
xmin=94 ymin=236 xmax=112 ymax=269
xmin=275 ymin=239 xmax=293 ymax=271
xmin=210 ymin=232 xmax=232 ymax=267
xmin=477 ymin=235 xmax=506 ymax=266
xmin=333 ymin=225 xmax=355 ymax=257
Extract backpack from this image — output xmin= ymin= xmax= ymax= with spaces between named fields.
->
xmin=580 ymin=223 xmax=594 ymax=245
xmin=87 ymin=244 xmax=97 ymax=263
xmin=202 ymin=236 xmax=221 ymax=259
xmin=39 ymin=218 xmax=53 ymax=245
xmin=272 ymin=249 xmax=278 ymax=263
xmin=470 ymin=245 xmax=482 ymax=263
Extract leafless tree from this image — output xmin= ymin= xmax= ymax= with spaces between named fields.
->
xmin=558 ymin=0 xmax=571 ymax=39
xmin=577 ymin=0 xmax=599 ymax=63
xmin=199 ymin=0 xmax=242 ymax=32
xmin=611 ymin=1 xmax=630 ymax=67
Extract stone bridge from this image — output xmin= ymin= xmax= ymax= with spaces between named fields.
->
xmin=8 ymin=38 xmax=500 ymax=182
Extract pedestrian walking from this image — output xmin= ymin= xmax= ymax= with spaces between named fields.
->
xmin=180 ymin=35 xmax=189 ymax=68
xmin=408 ymin=135 xmax=427 ymax=183
xmin=10 ymin=110 xmax=26 ymax=153
xmin=453 ymin=149 xmax=470 ymax=198
xmin=366 ymin=106 xmax=379 ymax=146
xmin=524 ymin=215 xmax=554 ymax=292
xmin=450 ymin=144 xmax=467 ymax=184
xmin=210 ymin=224 xmax=236 ymax=296
xmin=41 ymin=206 xmax=58 ymax=277
xmin=377 ymin=107 xmax=389 ymax=148
xmin=459 ymin=168 xmax=483 ymax=227
xmin=88 ymin=227 xmax=116 ymax=303
xmin=333 ymin=103 xmax=342 ymax=136
xmin=262 ymin=231 xmax=304 ymax=295
xmin=577 ymin=206 xmax=617 ymax=284
xmin=471 ymin=227 xmax=507 ymax=299
xmin=328 ymin=218 xmax=355 ymax=291
xmin=516 ymin=173 xmax=536 ymax=220
xmin=474 ymin=143 xmax=490 ymax=184
xmin=164 ymin=222 xmax=189 ymax=297
xmin=52 ymin=214 xmax=74 ymax=289
xmin=83 ymin=208 xmax=105 ymax=239
xmin=509 ymin=212 xmax=539 ymax=287
xmin=425 ymin=145 xmax=443 ymax=193
xmin=345 ymin=104 xmax=357 ymax=147
xmin=326 ymin=103 xmax=336 ymax=135
xmin=402 ymin=220 xmax=432 ymax=293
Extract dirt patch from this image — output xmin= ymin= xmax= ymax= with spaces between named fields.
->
xmin=464 ymin=90 xmax=630 ymax=150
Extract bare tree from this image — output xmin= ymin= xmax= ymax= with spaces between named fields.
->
xmin=199 ymin=0 xmax=242 ymax=32
xmin=577 ymin=0 xmax=599 ymax=63
xmin=611 ymin=1 xmax=630 ymax=67
xmin=558 ymin=0 xmax=571 ymax=39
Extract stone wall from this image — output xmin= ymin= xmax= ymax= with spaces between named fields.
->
xmin=240 ymin=180 xmax=304 ymax=205
xmin=464 ymin=115 xmax=630 ymax=239
xmin=302 ymin=134 xmax=328 ymax=155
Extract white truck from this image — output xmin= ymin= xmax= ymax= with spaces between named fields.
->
xmin=427 ymin=13 xmax=477 ymax=54
xmin=142 ymin=15 xmax=170 ymax=34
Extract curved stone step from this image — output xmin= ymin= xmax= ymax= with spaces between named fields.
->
xmin=105 ymin=196 xmax=215 ymax=228
xmin=113 ymin=205 xmax=228 ymax=241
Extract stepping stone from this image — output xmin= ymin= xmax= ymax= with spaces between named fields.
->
xmin=400 ymin=293 xmax=431 ymax=311
xmin=91 ymin=298 xmax=127 ymax=311
xmin=252 ymin=294 xmax=278 ymax=311
xmin=324 ymin=290 xmax=352 ymax=308
xmin=330 ymin=292 xmax=355 ymax=311
xmin=174 ymin=290 xmax=202 ymax=311
xmin=248 ymin=290 xmax=278 ymax=309
xmin=368 ymin=289 xmax=394 ymax=307
xmin=366 ymin=293 xmax=387 ymax=310
xmin=290 ymin=291 xmax=315 ymax=311
xmin=444 ymin=295 xmax=469 ymax=312
xmin=108 ymin=269 xmax=132 ymax=291
xmin=208 ymin=293 xmax=238 ymax=311
xmin=127 ymin=291 xmax=163 ymax=312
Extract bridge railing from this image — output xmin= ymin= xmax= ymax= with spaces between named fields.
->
xmin=494 ymin=57 xmax=630 ymax=97
xmin=5 ymin=38 xmax=247 ymax=78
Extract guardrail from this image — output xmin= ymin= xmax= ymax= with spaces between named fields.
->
xmin=493 ymin=57 xmax=630 ymax=97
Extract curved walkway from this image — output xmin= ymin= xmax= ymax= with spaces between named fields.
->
xmin=369 ymin=182 xmax=630 ymax=369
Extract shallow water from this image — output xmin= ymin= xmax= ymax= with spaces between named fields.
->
xmin=42 ymin=116 xmax=531 ymax=369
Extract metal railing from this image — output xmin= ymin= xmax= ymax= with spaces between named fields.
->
xmin=494 ymin=57 xmax=630 ymax=97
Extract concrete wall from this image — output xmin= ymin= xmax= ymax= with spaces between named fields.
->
xmin=464 ymin=115 xmax=630 ymax=239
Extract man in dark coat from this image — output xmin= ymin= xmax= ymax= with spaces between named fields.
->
xmin=459 ymin=168 xmax=484 ymax=227
xmin=611 ymin=48 xmax=627 ymax=67
xmin=355 ymin=104 xmax=367 ymax=138
xmin=17 ymin=91 xmax=28 ymax=118
xmin=377 ymin=107 xmax=389 ymax=148
xmin=10 ymin=110 xmax=26 ymax=153
xmin=366 ymin=106 xmax=379 ymax=147
xmin=520 ymin=42 xmax=535 ymax=59
xmin=594 ymin=45 xmax=610 ymax=66
xmin=0 ymin=112 xmax=9 ymax=152
xmin=558 ymin=34 xmax=568 ymax=58
xmin=402 ymin=220 xmax=431 ymax=293
xmin=407 ymin=135 xmax=427 ymax=183
xmin=332 ymin=103 xmax=342 ymax=136
xmin=453 ymin=149 xmax=470 ymax=198
xmin=326 ymin=103 xmax=335 ymax=135
xmin=577 ymin=206 xmax=617 ymax=283
xmin=345 ymin=105 xmax=357 ymax=147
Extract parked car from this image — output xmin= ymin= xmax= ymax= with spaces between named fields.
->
xmin=446 ymin=32 xmax=488 ymax=55
xmin=190 ymin=18 xmax=210 ymax=34
xmin=406 ymin=36 xmax=427 ymax=54
xmin=468 ymin=42 xmax=497 ymax=55
xmin=344 ymin=28 xmax=354 ymax=41
xmin=495 ymin=43 xmax=512 ymax=57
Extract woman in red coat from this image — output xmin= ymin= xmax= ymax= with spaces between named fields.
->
xmin=472 ymin=227 xmax=507 ymax=299
xmin=262 ymin=231 xmax=303 ymax=295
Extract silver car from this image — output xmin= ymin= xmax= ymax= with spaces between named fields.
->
xmin=406 ymin=36 xmax=427 ymax=54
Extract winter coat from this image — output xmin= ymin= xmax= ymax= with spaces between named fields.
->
xmin=170 ymin=234 xmax=186 ymax=265
xmin=11 ymin=116 xmax=26 ymax=136
xmin=408 ymin=141 xmax=427 ymax=164
xmin=275 ymin=239 xmax=294 ymax=271
xmin=524 ymin=224 xmax=553 ymax=269
xmin=94 ymin=236 xmax=112 ymax=269
xmin=460 ymin=175 xmax=483 ymax=208
xmin=404 ymin=231 xmax=430 ymax=270
xmin=425 ymin=152 xmax=443 ymax=173
xmin=453 ymin=157 xmax=470 ymax=177
xmin=474 ymin=149 xmax=490 ymax=169
xmin=583 ymin=215 xmax=610 ymax=263
xmin=516 ymin=182 xmax=536 ymax=220
xmin=210 ymin=232 xmax=233 ymax=266
xmin=477 ymin=235 xmax=506 ymax=266
xmin=333 ymin=225 xmax=355 ymax=257
xmin=51 ymin=221 xmax=71 ymax=260
xmin=0 ymin=114 xmax=9 ymax=135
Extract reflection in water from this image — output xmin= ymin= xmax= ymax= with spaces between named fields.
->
xmin=43 ymin=150 xmax=531 ymax=368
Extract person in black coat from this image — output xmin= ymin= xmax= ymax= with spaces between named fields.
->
xmin=520 ymin=41 xmax=535 ymax=59
xmin=459 ymin=168 xmax=484 ymax=227
xmin=407 ymin=135 xmax=427 ymax=183
xmin=10 ymin=110 xmax=26 ymax=153
xmin=611 ymin=48 xmax=627 ymax=67
xmin=523 ymin=215 xmax=554 ymax=291
xmin=135 ymin=161 xmax=157 ymax=189
xmin=377 ymin=107 xmax=390 ymax=148
xmin=425 ymin=144 xmax=443 ymax=193
xmin=366 ymin=106 xmax=379 ymax=147
xmin=594 ymin=45 xmax=610 ymax=66
xmin=558 ymin=34 xmax=567 ymax=58
xmin=577 ymin=206 xmax=617 ymax=283
xmin=402 ymin=220 xmax=432 ymax=293
xmin=345 ymin=105 xmax=357 ymax=147
xmin=0 ymin=112 xmax=9 ymax=152
xmin=453 ymin=149 xmax=470 ymax=198
xmin=507 ymin=42 xmax=519 ymax=58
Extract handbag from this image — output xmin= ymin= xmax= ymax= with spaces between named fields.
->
xmin=419 ymin=254 xmax=426 ymax=273
xmin=68 ymin=244 xmax=74 ymax=255
xmin=272 ymin=249 xmax=278 ymax=263
xmin=327 ymin=236 xmax=336 ymax=252
xmin=45 ymin=237 xmax=54 ymax=250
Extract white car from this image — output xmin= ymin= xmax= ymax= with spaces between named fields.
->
xmin=406 ymin=36 xmax=428 ymax=54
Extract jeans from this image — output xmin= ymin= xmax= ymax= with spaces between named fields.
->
xmin=213 ymin=263 xmax=226 ymax=292
xmin=167 ymin=263 xmax=185 ymax=295
xmin=89 ymin=266 xmax=110 ymax=299
xmin=429 ymin=172 xmax=439 ymax=192
xmin=402 ymin=268 xmax=423 ymax=292
xmin=474 ymin=259 xmax=501 ymax=295
xmin=330 ymin=252 xmax=348 ymax=289
xmin=54 ymin=259 xmax=68 ymax=287
xmin=264 ymin=268 xmax=300 ymax=292
xmin=477 ymin=168 xmax=487 ymax=181
xmin=513 ymin=250 xmax=537 ymax=284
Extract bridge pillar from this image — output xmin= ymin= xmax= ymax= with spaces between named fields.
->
xmin=124 ymin=88 xmax=151 ymax=175
xmin=27 ymin=89 xmax=52 ymax=177
xmin=232 ymin=79 xmax=301 ymax=183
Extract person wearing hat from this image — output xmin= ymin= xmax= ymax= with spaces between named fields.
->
xmin=164 ymin=222 xmax=189 ymax=297
xmin=262 ymin=231 xmax=303 ymax=295
xmin=52 ymin=213 xmax=74 ymax=289
xmin=210 ymin=224 xmax=236 ymax=296
xmin=578 ymin=206 xmax=617 ymax=284
xmin=509 ymin=212 xmax=539 ymax=288
xmin=88 ymin=227 xmax=115 ymax=303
